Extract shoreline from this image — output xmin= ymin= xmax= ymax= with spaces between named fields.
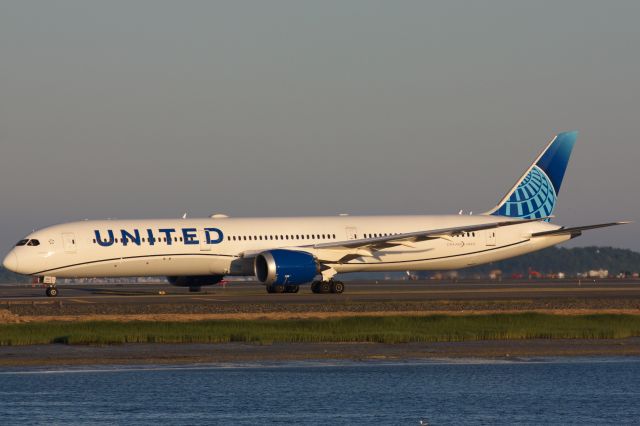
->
xmin=2 ymin=339 xmax=640 ymax=367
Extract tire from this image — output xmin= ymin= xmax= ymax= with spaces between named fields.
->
xmin=266 ymin=285 xmax=274 ymax=294
xmin=310 ymin=281 xmax=320 ymax=293
xmin=331 ymin=281 xmax=345 ymax=294
xmin=47 ymin=287 xmax=58 ymax=297
xmin=272 ymin=285 xmax=285 ymax=294
xmin=320 ymin=282 xmax=330 ymax=293
xmin=285 ymin=285 xmax=299 ymax=293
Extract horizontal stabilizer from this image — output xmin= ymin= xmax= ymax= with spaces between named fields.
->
xmin=530 ymin=221 xmax=632 ymax=238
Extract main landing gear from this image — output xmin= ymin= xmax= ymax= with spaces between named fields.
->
xmin=266 ymin=284 xmax=300 ymax=294
xmin=264 ymin=280 xmax=345 ymax=294
xmin=45 ymin=286 xmax=58 ymax=297
xmin=310 ymin=280 xmax=344 ymax=294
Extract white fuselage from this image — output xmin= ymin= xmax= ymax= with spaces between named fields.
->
xmin=5 ymin=215 xmax=570 ymax=279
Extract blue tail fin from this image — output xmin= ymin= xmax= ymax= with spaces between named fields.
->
xmin=485 ymin=131 xmax=577 ymax=219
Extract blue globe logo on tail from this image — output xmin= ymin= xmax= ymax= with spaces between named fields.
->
xmin=488 ymin=131 xmax=577 ymax=220
xmin=492 ymin=165 xmax=556 ymax=219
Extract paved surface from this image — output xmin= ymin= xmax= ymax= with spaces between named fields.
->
xmin=1 ymin=279 xmax=639 ymax=306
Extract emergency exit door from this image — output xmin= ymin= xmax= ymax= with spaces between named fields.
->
xmin=345 ymin=227 xmax=358 ymax=240
xmin=486 ymin=230 xmax=496 ymax=246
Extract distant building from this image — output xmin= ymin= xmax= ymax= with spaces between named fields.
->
xmin=587 ymin=269 xmax=609 ymax=279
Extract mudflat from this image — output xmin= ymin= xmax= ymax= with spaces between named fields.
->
xmin=1 ymin=339 xmax=640 ymax=367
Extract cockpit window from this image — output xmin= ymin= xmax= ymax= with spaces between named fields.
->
xmin=16 ymin=239 xmax=40 ymax=246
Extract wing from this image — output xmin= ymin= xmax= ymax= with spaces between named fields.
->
xmin=313 ymin=217 xmax=547 ymax=252
xmin=530 ymin=221 xmax=632 ymax=238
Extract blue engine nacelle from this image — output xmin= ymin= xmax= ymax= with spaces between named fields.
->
xmin=254 ymin=249 xmax=318 ymax=286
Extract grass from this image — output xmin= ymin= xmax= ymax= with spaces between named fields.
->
xmin=1 ymin=313 xmax=640 ymax=346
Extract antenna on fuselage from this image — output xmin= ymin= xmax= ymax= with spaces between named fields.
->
xmin=181 ymin=212 xmax=188 ymax=219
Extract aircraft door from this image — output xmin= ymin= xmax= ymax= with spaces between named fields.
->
xmin=345 ymin=227 xmax=358 ymax=240
xmin=199 ymin=230 xmax=211 ymax=251
xmin=62 ymin=233 xmax=77 ymax=253
xmin=486 ymin=230 xmax=496 ymax=246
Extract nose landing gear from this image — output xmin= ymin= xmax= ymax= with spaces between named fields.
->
xmin=39 ymin=277 xmax=58 ymax=297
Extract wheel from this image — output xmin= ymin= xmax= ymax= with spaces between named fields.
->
xmin=331 ymin=281 xmax=345 ymax=294
xmin=46 ymin=286 xmax=58 ymax=297
xmin=320 ymin=281 xmax=331 ymax=293
xmin=266 ymin=285 xmax=275 ymax=294
xmin=272 ymin=285 xmax=285 ymax=293
xmin=310 ymin=281 xmax=320 ymax=294
xmin=285 ymin=285 xmax=299 ymax=293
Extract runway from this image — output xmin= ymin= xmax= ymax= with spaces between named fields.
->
xmin=1 ymin=279 xmax=640 ymax=306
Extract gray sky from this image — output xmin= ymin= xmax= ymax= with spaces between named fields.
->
xmin=1 ymin=1 xmax=638 ymax=251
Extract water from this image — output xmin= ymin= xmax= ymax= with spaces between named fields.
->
xmin=1 ymin=358 xmax=639 ymax=425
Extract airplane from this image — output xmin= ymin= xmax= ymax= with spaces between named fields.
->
xmin=2 ymin=131 xmax=630 ymax=297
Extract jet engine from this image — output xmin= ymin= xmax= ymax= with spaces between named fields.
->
xmin=254 ymin=249 xmax=318 ymax=288
xmin=166 ymin=275 xmax=224 ymax=292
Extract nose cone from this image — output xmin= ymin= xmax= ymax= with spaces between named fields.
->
xmin=3 ymin=251 xmax=18 ymax=272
